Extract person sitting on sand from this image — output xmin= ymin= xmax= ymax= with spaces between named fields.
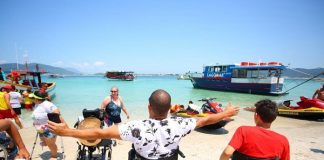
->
xmin=312 ymin=84 xmax=324 ymax=101
xmin=220 ymin=99 xmax=290 ymax=160
xmin=49 ymin=89 xmax=239 ymax=160
xmin=0 ymin=119 xmax=30 ymax=159
xmin=31 ymin=91 xmax=61 ymax=160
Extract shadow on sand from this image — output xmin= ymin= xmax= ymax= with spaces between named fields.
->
xmin=195 ymin=127 xmax=229 ymax=135
xmin=39 ymin=151 xmax=65 ymax=159
xmin=310 ymin=148 xmax=324 ymax=154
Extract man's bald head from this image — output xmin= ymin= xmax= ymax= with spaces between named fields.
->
xmin=149 ymin=89 xmax=171 ymax=116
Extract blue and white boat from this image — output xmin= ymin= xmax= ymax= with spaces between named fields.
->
xmin=190 ymin=62 xmax=286 ymax=95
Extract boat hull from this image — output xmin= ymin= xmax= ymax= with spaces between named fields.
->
xmin=0 ymin=80 xmax=56 ymax=98
xmin=278 ymin=107 xmax=324 ymax=120
xmin=105 ymin=71 xmax=135 ymax=81
xmin=191 ymin=77 xmax=284 ymax=95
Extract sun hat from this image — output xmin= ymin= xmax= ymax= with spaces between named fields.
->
xmin=29 ymin=91 xmax=47 ymax=100
xmin=77 ymin=117 xmax=101 ymax=146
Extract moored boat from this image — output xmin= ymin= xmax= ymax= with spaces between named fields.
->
xmin=0 ymin=70 xmax=56 ymax=98
xmin=105 ymin=71 xmax=135 ymax=81
xmin=48 ymin=74 xmax=64 ymax=78
xmin=190 ymin=62 xmax=286 ymax=95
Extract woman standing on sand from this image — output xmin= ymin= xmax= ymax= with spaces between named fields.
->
xmin=100 ymin=86 xmax=130 ymax=126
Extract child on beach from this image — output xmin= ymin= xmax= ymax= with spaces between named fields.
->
xmin=22 ymin=88 xmax=34 ymax=110
xmin=220 ymin=99 xmax=290 ymax=160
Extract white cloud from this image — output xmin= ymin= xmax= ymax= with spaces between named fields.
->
xmin=52 ymin=61 xmax=64 ymax=67
xmin=0 ymin=60 xmax=7 ymax=64
xmin=93 ymin=61 xmax=105 ymax=67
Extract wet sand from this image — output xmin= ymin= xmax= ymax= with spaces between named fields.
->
xmin=19 ymin=110 xmax=324 ymax=160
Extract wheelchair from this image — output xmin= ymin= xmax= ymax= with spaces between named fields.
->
xmin=232 ymin=151 xmax=279 ymax=160
xmin=0 ymin=132 xmax=18 ymax=160
xmin=75 ymin=109 xmax=113 ymax=160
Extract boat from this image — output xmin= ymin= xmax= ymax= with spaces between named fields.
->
xmin=190 ymin=62 xmax=286 ymax=95
xmin=177 ymin=72 xmax=191 ymax=80
xmin=105 ymin=71 xmax=135 ymax=81
xmin=0 ymin=69 xmax=56 ymax=98
xmin=277 ymin=97 xmax=324 ymax=120
xmin=177 ymin=74 xmax=190 ymax=80
xmin=48 ymin=74 xmax=64 ymax=78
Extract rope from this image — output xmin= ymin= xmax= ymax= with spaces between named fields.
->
xmin=283 ymin=72 xmax=324 ymax=94
xmin=286 ymin=67 xmax=314 ymax=76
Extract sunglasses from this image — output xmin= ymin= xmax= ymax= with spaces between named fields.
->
xmin=111 ymin=90 xmax=118 ymax=93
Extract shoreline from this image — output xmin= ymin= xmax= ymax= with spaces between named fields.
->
xmin=18 ymin=110 xmax=324 ymax=160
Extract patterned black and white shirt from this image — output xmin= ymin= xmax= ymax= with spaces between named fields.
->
xmin=119 ymin=116 xmax=196 ymax=159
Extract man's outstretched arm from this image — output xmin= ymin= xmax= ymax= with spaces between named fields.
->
xmin=48 ymin=118 xmax=122 ymax=140
xmin=196 ymin=103 xmax=239 ymax=128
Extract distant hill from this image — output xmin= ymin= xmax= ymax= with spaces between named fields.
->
xmin=0 ymin=63 xmax=80 ymax=75
xmin=283 ymin=68 xmax=324 ymax=78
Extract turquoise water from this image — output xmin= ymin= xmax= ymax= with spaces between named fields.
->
xmin=20 ymin=76 xmax=323 ymax=126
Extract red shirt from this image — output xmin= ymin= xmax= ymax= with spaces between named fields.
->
xmin=229 ymin=126 xmax=290 ymax=160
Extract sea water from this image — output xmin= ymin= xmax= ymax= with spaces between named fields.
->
xmin=19 ymin=76 xmax=323 ymax=127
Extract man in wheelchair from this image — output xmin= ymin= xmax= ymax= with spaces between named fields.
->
xmin=49 ymin=89 xmax=239 ymax=160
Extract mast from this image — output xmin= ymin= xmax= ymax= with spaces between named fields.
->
xmin=15 ymin=43 xmax=19 ymax=70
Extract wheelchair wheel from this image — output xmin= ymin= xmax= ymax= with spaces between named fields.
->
xmin=101 ymin=146 xmax=112 ymax=160
xmin=76 ymin=145 xmax=86 ymax=160
xmin=0 ymin=144 xmax=8 ymax=160
xmin=107 ymin=147 xmax=112 ymax=160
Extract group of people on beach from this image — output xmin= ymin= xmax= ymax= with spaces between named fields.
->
xmin=48 ymin=87 xmax=290 ymax=160
xmin=4 ymin=83 xmax=324 ymax=159
xmin=0 ymin=82 xmax=53 ymax=159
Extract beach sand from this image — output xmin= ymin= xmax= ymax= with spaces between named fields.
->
xmin=19 ymin=110 xmax=324 ymax=160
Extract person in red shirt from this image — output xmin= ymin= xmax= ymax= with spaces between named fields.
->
xmin=220 ymin=99 xmax=290 ymax=160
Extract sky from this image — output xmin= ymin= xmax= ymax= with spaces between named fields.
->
xmin=0 ymin=0 xmax=324 ymax=74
